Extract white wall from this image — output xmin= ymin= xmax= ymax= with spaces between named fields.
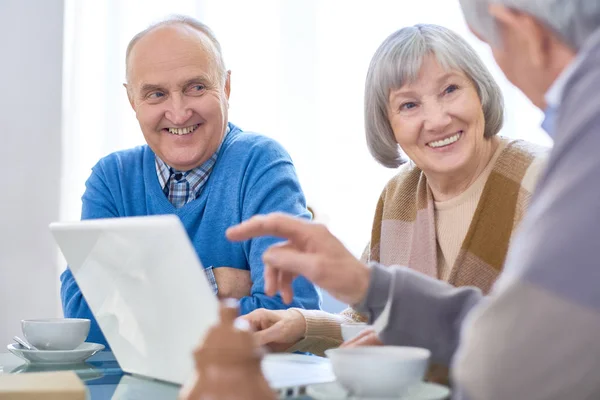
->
xmin=0 ymin=0 xmax=64 ymax=346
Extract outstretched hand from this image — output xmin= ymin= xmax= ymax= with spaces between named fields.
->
xmin=226 ymin=213 xmax=371 ymax=305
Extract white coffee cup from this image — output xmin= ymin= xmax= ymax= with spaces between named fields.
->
xmin=325 ymin=346 xmax=430 ymax=397
xmin=340 ymin=323 xmax=371 ymax=342
xmin=21 ymin=318 xmax=90 ymax=351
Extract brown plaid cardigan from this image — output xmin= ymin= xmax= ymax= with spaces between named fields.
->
xmin=289 ymin=138 xmax=548 ymax=356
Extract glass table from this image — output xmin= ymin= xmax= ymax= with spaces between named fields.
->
xmin=0 ymin=350 xmax=314 ymax=399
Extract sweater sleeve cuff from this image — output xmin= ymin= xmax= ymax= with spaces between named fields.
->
xmin=294 ymin=308 xmax=350 ymax=340
xmin=355 ymin=263 xmax=482 ymax=365
xmin=285 ymin=309 xmax=354 ymax=355
xmin=353 ymin=262 xmax=395 ymax=322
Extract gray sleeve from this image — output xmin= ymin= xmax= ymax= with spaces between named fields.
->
xmin=451 ymin=60 xmax=600 ymax=400
xmin=354 ymin=263 xmax=482 ymax=365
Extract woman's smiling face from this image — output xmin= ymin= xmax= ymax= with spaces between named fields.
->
xmin=387 ymin=54 xmax=487 ymax=177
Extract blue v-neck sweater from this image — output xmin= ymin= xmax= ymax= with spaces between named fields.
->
xmin=60 ymin=123 xmax=321 ymax=346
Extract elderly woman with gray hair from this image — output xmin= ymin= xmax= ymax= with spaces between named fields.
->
xmin=242 ymin=24 xmax=547 ymax=362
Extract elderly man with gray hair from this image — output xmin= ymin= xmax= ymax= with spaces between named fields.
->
xmin=227 ymin=1 xmax=600 ymax=399
xmin=59 ymin=15 xmax=321 ymax=348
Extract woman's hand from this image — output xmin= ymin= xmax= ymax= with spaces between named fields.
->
xmin=240 ymin=308 xmax=307 ymax=352
xmin=226 ymin=213 xmax=371 ymax=305
xmin=340 ymin=328 xmax=383 ymax=348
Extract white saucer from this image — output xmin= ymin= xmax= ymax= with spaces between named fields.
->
xmin=10 ymin=362 xmax=104 ymax=381
xmin=306 ymin=381 xmax=451 ymax=400
xmin=7 ymin=342 xmax=105 ymax=364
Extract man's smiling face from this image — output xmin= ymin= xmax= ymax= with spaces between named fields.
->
xmin=126 ymin=23 xmax=230 ymax=171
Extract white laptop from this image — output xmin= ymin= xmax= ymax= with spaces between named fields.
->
xmin=50 ymin=215 xmax=334 ymax=397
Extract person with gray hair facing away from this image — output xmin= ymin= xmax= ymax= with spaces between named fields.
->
xmin=59 ymin=15 xmax=321 ymax=348
xmin=240 ymin=24 xmax=547 ymax=369
xmin=227 ymin=1 xmax=600 ymax=398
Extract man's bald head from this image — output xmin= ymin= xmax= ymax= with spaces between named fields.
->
xmin=125 ymin=15 xmax=226 ymax=85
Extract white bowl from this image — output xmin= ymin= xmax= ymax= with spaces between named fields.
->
xmin=22 ymin=318 xmax=90 ymax=351
xmin=340 ymin=323 xmax=370 ymax=342
xmin=325 ymin=346 xmax=430 ymax=398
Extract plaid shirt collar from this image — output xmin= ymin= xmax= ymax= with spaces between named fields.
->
xmin=155 ymin=125 xmax=230 ymax=207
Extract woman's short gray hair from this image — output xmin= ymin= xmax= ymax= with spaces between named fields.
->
xmin=364 ymin=24 xmax=504 ymax=168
